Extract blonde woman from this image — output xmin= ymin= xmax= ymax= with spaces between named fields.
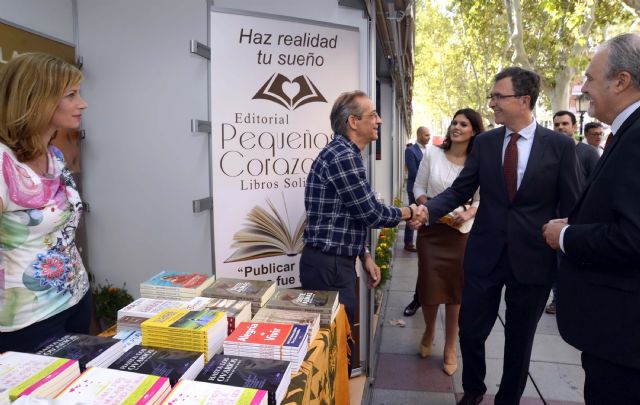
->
xmin=0 ymin=53 xmax=89 ymax=351
xmin=414 ymin=108 xmax=483 ymax=375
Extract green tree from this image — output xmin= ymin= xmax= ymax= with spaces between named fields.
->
xmin=413 ymin=0 xmax=634 ymax=130
xmin=502 ymin=0 xmax=633 ymax=111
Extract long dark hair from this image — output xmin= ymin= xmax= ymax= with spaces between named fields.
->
xmin=440 ymin=108 xmax=485 ymax=155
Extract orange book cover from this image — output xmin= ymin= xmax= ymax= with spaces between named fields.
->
xmin=225 ymin=322 xmax=292 ymax=346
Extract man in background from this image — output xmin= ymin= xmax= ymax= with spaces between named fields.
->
xmin=402 ymin=126 xmax=430 ymax=316
xmin=584 ymin=121 xmax=605 ymax=156
xmin=547 ymin=111 xmax=598 ymax=314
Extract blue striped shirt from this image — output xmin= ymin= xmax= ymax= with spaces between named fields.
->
xmin=303 ymin=134 xmax=402 ymax=257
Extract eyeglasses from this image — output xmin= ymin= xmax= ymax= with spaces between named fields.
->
xmin=486 ymin=94 xmax=523 ymax=101
xmin=351 ymin=111 xmax=381 ymax=120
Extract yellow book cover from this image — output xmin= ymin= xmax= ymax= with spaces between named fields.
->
xmin=142 ymin=309 xmax=225 ymax=335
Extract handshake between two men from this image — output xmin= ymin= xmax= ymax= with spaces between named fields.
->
xmin=406 ymin=204 xmax=429 ymax=229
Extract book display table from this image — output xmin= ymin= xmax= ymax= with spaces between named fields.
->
xmin=99 ymin=304 xmax=350 ymax=405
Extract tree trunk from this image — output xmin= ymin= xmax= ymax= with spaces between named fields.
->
xmin=549 ymin=68 xmax=574 ymax=112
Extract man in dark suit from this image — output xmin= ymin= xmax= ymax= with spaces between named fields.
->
xmin=583 ymin=122 xmax=605 ymax=157
xmin=404 ymin=126 xmax=430 ymax=252
xmin=402 ymin=126 xmax=430 ymax=316
xmin=413 ymin=67 xmax=581 ymax=405
xmin=543 ymin=33 xmax=640 ymax=405
xmin=552 ymin=110 xmax=600 ymax=181
xmin=546 ymin=110 xmax=600 ymax=314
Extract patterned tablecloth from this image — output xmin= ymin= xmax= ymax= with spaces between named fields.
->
xmin=283 ymin=304 xmax=350 ymax=405
xmin=100 ymin=304 xmax=351 ymax=405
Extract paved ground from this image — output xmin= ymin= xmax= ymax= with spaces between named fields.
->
xmin=366 ymin=223 xmax=586 ymax=405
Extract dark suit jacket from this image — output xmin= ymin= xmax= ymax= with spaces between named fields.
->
xmin=558 ymin=106 xmax=640 ymax=369
xmin=575 ymin=141 xmax=600 ymax=182
xmin=425 ymin=124 xmax=580 ymax=285
xmin=405 ymin=143 xmax=423 ymax=197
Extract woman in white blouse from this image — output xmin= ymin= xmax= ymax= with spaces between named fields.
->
xmin=413 ymin=108 xmax=484 ymax=376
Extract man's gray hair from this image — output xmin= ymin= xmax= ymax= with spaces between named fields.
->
xmin=330 ymin=90 xmax=367 ymax=135
xmin=603 ymin=33 xmax=640 ymax=89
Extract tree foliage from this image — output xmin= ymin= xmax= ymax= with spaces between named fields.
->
xmin=413 ymin=0 xmax=635 ymax=131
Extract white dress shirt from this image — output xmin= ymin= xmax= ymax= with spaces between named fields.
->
xmin=502 ymin=119 xmax=537 ymax=190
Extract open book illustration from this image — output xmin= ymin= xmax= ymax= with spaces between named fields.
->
xmin=252 ymin=73 xmax=327 ymax=110
xmin=225 ymin=196 xmax=306 ymax=263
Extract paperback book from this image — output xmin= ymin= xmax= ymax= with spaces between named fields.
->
xmin=118 ymin=298 xmax=184 ymax=319
xmin=202 ymin=278 xmax=276 ymax=315
xmin=55 ymin=367 xmax=171 ymax=404
xmin=141 ymin=309 xmax=228 ymax=360
xmin=252 ymin=307 xmax=320 ymax=344
xmin=196 ymin=354 xmax=291 ymax=405
xmin=161 ymin=379 xmax=267 ymax=405
xmin=140 ymin=271 xmax=215 ymax=300
xmin=180 ymin=297 xmax=252 ymax=335
xmin=0 ymin=352 xmax=80 ymax=401
xmin=223 ymin=322 xmax=308 ymax=374
xmin=109 ymin=345 xmax=204 ymax=386
xmin=34 ymin=334 xmax=125 ymax=370
xmin=265 ymin=289 xmax=339 ymax=326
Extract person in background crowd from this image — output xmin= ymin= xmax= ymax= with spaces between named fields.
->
xmin=403 ymin=126 xmax=431 ymax=317
xmin=552 ymin=110 xmax=599 ymax=181
xmin=300 ymin=90 xmax=426 ymax=375
xmin=546 ymin=110 xmax=598 ymax=315
xmin=543 ymin=32 xmax=640 ymax=405
xmin=0 ymin=53 xmax=90 ymax=352
xmin=412 ymin=67 xmax=580 ymax=405
xmin=405 ymin=126 xmax=431 ymax=253
xmin=583 ymin=122 xmax=605 ymax=157
xmin=413 ymin=108 xmax=483 ymax=376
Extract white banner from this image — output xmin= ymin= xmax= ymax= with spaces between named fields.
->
xmin=210 ymin=11 xmax=360 ymax=287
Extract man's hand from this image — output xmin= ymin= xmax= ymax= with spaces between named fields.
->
xmin=542 ymin=218 xmax=568 ymax=250
xmin=409 ymin=205 xmax=428 ymax=230
xmin=361 ymin=254 xmax=381 ymax=289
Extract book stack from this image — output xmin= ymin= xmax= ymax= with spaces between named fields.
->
xmin=265 ymin=289 xmax=339 ymax=326
xmin=201 ymin=278 xmax=276 ymax=316
xmin=252 ymin=307 xmax=321 ymax=344
xmin=117 ymin=297 xmax=184 ymax=332
xmin=196 ymin=354 xmax=291 ymax=405
xmin=180 ymin=297 xmax=252 ymax=335
xmin=109 ymin=345 xmax=204 ymax=386
xmin=55 ymin=367 xmax=170 ymax=404
xmin=0 ymin=352 xmax=80 ymax=401
xmin=140 ymin=271 xmax=215 ymax=300
xmin=34 ymin=333 xmax=125 ymax=370
xmin=223 ymin=322 xmax=308 ymax=374
xmin=141 ymin=309 xmax=228 ymax=361
xmin=162 ymin=379 xmax=267 ymax=404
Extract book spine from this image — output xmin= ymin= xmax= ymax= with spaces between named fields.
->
xmin=249 ymin=389 xmax=269 ymax=405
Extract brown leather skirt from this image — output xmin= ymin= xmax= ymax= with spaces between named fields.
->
xmin=416 ymin=223 xmax=468 ymax=305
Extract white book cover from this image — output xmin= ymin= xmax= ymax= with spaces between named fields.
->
xmin=161 ymin=380 xmax=267 ymax=405
xmin=118 ymin=298 xmax=184 ymax=319
xmin=56 ymin=367 xmax=170 ymax=405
